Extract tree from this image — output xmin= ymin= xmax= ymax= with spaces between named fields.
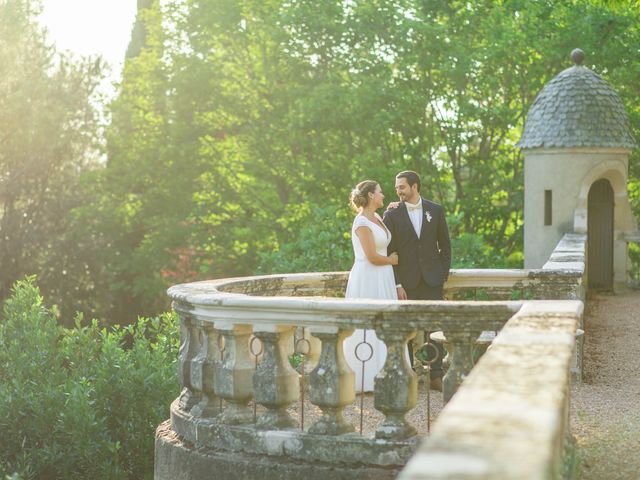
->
xmin=70 ymin=0 xmax=178 ymax=323
xmin=72 ymin=0 xmax=640 ymax=323
xmin=0 ymin=0 xmax=102 ymax=319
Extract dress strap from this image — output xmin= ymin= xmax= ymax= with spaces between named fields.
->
xmin=352 ymin=215 xmax=371 ymax=231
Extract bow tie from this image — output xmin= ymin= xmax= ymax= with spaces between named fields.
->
xmin=405 ymin=202 xmax=422 ymax=211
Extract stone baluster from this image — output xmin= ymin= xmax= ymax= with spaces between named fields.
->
xmin=442 ymin=329 xmax=482 ymax=403
xmin=177 ymin=311 xmax=202 ymax=411
xmin=308 ymin=327 xmax=355 ymax=435
xmin=190 ymin=321 xmax=222 ymax=418
xmin=253 ymin=325 xmax=299 ymax=428
xmin=374 ymin=328 xmax=417 ymax=440
xmin=214 ymin=322 xmax=255 ymax=424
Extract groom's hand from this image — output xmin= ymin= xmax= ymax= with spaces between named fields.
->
xmin=396 ymin=286 xmax=407 ymax=300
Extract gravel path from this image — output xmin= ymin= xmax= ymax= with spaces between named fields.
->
xmin=571 ymin=291 xmax=640 ymax=479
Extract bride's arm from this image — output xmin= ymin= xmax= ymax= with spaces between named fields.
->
xmin=355 ymin=227 xmax=398 ymax=266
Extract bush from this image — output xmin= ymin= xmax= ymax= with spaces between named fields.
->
xmin=258 ymin=205 xmax=523 ymax=275
xmin=0 ymin=278 xmax=179 ymax=480
xmin=257 ymin=204 xmax=354 ymax=274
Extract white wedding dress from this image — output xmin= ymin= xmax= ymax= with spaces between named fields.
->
xmin=343 ymin=213 xmax=398 ymax=392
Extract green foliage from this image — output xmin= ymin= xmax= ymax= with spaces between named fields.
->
xmin=288 ymin=353 xmax=305 ymax=370
xmin=0 ymin=278 xmax=179 ymax=479
xmin=463 ymin=288 xmax=490 ymax=301
xmin=0 ymin=0 xmax=103 ymax=318
xmin=86 ymin=0 xmax=640 ymax=324
xmin=449 ymin=213 xmax=522 ymax=268
xmin=6 ymin=0 xmax=640 ymax=324
xmin=627 ymin=242 xmax=640 ymax=287
xmin=2 ymin=3 xmax=640 ymax=474
xmin=257 ymin=204 xmax=354 ymax=274
xmin=510 ymin=289 xmax=534 ymax=300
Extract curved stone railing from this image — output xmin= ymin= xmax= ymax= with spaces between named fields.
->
xmin=166 ymin=276 xmax=519 ymax=476
xmin=155 ymin=233 xmax=586 ymax=480
xmin=445 ymin=234 xmax=586 ymax=302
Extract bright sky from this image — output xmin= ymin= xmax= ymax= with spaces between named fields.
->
xmin=39 ymin=0 xmax=138 ymax=91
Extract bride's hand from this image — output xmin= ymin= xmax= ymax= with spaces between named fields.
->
xmin=386 ymin=201 xmax=400 ymax=210
xmin=388 ymin=252 xmax=399 ymax=265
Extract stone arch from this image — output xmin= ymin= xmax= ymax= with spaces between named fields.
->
xmin=573 ymin=160 xmax=634 ymax=234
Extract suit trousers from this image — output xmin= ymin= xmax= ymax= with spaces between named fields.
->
xmin=405 ymin=279 xmax=445 ymax=380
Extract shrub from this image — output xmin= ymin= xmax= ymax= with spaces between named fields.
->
xmin=0 ymin=278 xmax=179 ymax=479
xmin=257 ymin=204 xmax=353 ymax=274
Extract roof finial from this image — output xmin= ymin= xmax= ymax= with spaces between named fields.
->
xmin=571 ymin=48 xmax=585 ymax=65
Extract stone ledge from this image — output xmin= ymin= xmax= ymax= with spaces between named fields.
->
xmin=397 ymin=307 xmax=579 ymax=479
xmin=542 ymin=260 xmax=585 ymax=271
xmin=155 ymin=419 xmax=404 ymax=480
xmin=170 ymin=401 xmax=419 ymax=467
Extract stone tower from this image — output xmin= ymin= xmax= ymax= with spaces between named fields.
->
xmin=518 ymin=49 xmax=637 ymax=290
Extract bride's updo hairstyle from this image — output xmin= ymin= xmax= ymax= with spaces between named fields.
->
xmin=350 ymin=180 xmax=378 ymax=210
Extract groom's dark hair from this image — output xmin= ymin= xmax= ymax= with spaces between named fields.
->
xmin=396 ymin=171 xmax=421 ymax=192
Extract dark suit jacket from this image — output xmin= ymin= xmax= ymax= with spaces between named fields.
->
xmin=383 ymin=199 xmax=451 ymax=289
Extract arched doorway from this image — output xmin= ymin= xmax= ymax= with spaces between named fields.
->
xmin=588 ymin=179 xmax=614 ymax=290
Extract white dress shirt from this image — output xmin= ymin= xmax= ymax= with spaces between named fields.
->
xmin=405 ymin=200 xmax=422 ymax=238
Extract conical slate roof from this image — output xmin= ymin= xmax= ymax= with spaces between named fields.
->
xmin=518 ymin=49 xmax=636 ymax=149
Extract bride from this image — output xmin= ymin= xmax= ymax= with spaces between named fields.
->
xmin=343 ymin=180 xmax=398 ymax=392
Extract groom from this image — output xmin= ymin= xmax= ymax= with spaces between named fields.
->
xmin=383 ymin=170 xmax=451 ymax=391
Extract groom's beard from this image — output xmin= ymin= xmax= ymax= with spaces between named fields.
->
xmin=398 ymin=194 xmax=417 ymax=203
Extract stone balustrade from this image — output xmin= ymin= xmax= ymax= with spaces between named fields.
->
xmin=167 ymin=282 xmax=519 ymax=471
xmin=155 ymin=233 xmax=587 ymax=480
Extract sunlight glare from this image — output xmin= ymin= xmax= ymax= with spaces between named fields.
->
xmin=39 ymin=0 xmax=137 ymax=77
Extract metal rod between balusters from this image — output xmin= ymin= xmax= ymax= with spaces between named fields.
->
xmin=218 ymin=334 xmax=225 ymax=413
xmin=249 ymin=336 xmax=263 ymax=424
xmin=300 ymin=355 xmax=305 ymax=431
xmin=295 ymin=337 xmax=310 ymax=432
